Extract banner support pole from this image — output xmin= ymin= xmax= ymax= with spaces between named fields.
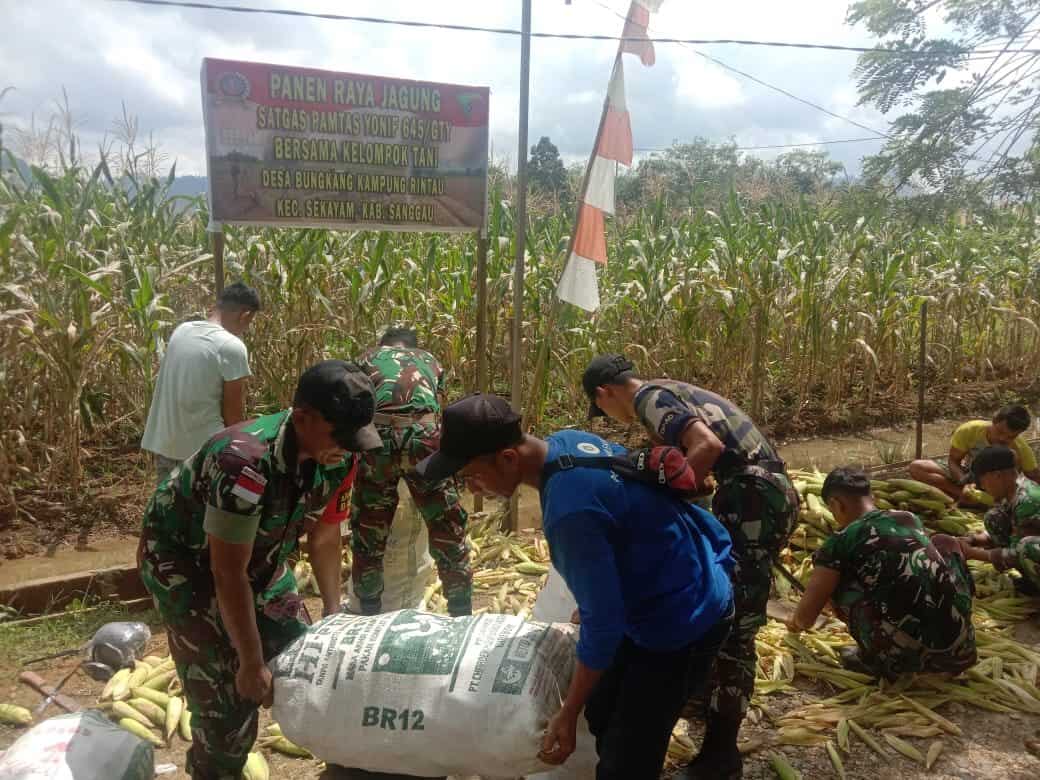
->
xmin=212 ymin=227 xmax=225 ymax=296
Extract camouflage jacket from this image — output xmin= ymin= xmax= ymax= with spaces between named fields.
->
xmin=813 ymin=509 xmax=974 ymax=643
xmin=633 ymin=379 xmax=780 ymax=475
xmin=141 ymin=410 xmax=352 ymax=602
xmin=984 ymin=477 xmax=1040 ymax=549
xmin=358 ymin=346 xmax=444 ymax=415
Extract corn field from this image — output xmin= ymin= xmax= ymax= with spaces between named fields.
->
xmin=2 ymin=152 xmax=1040 ymax=509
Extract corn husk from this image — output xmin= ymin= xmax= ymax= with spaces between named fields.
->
xmin=165 ymin=696 xmax=183 ymax=743
xmin=118 ymin=717 xmax=164 ymax=747
xmin=131 ymin=686 xmax=170 ymax=709
xmin=0 ymin=704 xmax=32 ymax=726
xmin=769 ymin=753 xmax=802 ymax=780
xmin=242 ymin=750 xmax=269 ymax=780
xmin=112 ymin=701 xmax=153 ymax=729
xmin=179 ymin=705 xmax=192 ymax=742
xmin=127 ymin=697 xmax=166 ymax=728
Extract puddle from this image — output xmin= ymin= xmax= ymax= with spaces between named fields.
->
xmin=775 ymin=418 xmax=967 ymax=473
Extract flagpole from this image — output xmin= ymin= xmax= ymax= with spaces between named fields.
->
xmin=527 ymin=38 xmax=627 ymax=429
xmin=508 ymin=0 xmax=533 ymax=532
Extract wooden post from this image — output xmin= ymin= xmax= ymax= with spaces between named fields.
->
xmin=474 ymin=234 xmax=489 ymax=514
xmin=476 ymin=235 xmax=490 ymax=394
xmin=212 ymin=228 xmax=225 ymax=295
xmin=508 ymin=0 xmax=532 ymax=532
xmin=916 ymin=300 xmax=928 ymax=459
xmin=750 ymin=301 xmax=767 ymax=420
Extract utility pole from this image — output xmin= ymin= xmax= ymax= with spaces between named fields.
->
xmin=508 ymin=0 xmax=532 ymax=531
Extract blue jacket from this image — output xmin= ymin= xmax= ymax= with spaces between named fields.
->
xmin=540 ymin=430 xmax=734 ymax=670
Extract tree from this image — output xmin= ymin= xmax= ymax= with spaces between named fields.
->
xmin=527 ymin=136 xmax=568 ymax=200
xmin=849 ymin=0 xmax=1040 ymax=199
xmin=774 ymin=149 xmax=846 ymax=195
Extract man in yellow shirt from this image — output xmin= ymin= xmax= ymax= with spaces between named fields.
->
xmin=909 ymin=405 xmax=1039 ymax=501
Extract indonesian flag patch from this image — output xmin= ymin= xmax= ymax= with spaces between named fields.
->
xmin=231 ymin=465 xmax=267 ymax=505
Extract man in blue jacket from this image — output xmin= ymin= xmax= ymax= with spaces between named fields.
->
xmin=417 ymin=393 xmax=734 ymax=780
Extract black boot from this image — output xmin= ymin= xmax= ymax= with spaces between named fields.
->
xmin=684 ymin=714 xmax=743 ymax=779
xmin=360 ymin=598 xmax=382 ymax=616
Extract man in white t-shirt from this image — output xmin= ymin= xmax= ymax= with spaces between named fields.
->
xmin=141 ymin=282 xmax=261 ymax=484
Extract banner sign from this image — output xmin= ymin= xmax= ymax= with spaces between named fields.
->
xmin=201 ymin=58 xmax=490 ymax=232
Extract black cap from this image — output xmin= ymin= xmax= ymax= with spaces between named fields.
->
xmin=415 ymin=393 xmax=522 ymax=481
xmin=972 ymin=445 xmax=1017 ymax=478
xmin=293 ymin=360 xmax=382 ymax=451
xmin=582 ymin=354 xmax=636 ymax=418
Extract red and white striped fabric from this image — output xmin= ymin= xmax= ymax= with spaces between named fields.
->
xmin=558 ymin=1 xmax=659 ymax=312
xmin=621 ymin=0 xmax=662 ymax=66
xmin=557 ymin=60 xmax=629 ymax=311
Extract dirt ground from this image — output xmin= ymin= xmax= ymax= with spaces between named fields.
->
xmin=2 ymin=596 xmax=1040 ymax=779
xmin=3 ymin=388 xmax=1040 ymax=776
xmin=4 ymin=374 xmax=1040 ymax=567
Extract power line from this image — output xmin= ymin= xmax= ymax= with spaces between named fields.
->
xmin=588 ymin=0 xmax=894 ymax=140
xmin=635 ymin=136 xmax=888 ymax=153
xmin=107 ymin=0 xmax=1040 ymax=57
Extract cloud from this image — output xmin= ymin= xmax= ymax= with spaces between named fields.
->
xmin=0 ymin=0 xmax=918 ymax=177
xmin=673 ymin=61 xmax=746 ymax=110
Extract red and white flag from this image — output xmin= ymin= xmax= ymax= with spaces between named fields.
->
xmin=557 ymin=1 xmax=661 ymax=312
xmin=621 ymin=0 xmax=662 ymax=66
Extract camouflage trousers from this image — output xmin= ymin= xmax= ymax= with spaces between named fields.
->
xmin=706 ymin=469 xmax=797 ymax=721
xmin=841 ymin=537 xmax=976 ymax=680
xmin=141 ymin=555 xmax=307 ymax=780
xmin=351 ymin=421 xmax=472 ymax=616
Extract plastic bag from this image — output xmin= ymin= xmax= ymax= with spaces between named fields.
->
xmin=345 ymin=482 xmax=435 ymax=613
xmin=531 ymin=565 xmax=577 ymax=625
xmin=529 ymin=566 xmax=595 ymax=780
xmin=0 ymin=710 xmax=154 ymax=780
xmin=86 ymin=622 xmax=151 ymax=670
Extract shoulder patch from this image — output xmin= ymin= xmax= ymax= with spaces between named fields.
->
xmin=231 ymin=468 xmax=266 ymax=505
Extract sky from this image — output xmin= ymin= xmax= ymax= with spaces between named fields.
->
xmin=0 ymin=0 xmax=900 ymax=177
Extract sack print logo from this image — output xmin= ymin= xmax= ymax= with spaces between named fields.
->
xmin=373 ymin=610 xmax=469 ymax=676
xmin=577 ymin=442 xmax=601 ymax=455
xmin=491 ymin=624 xmax=548 ymax=696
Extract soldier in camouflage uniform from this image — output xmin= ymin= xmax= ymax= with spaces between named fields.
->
xmin=581 ymin=354 xmax=798 ymax=779
xmin=139 ymin=361 xmax=380 ymax=779
xmin=788 ymin=467 xmax=976 ymax=680
xmin=960 ymin=446 xmax=1040 ymax=592
xmin=351 ymin=327 xmax=472 ymax=617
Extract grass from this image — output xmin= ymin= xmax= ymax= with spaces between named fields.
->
xmin=874 ymin=438 xmax=912 ymax=466
xmin=1 ymin=142 xmax=1039 ymax=511
xmin=0 ymin=601 xmax=161 ymax=667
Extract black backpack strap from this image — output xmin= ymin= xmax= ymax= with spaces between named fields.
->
xmin=543 ymin=453 xmax=621 ymax=481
